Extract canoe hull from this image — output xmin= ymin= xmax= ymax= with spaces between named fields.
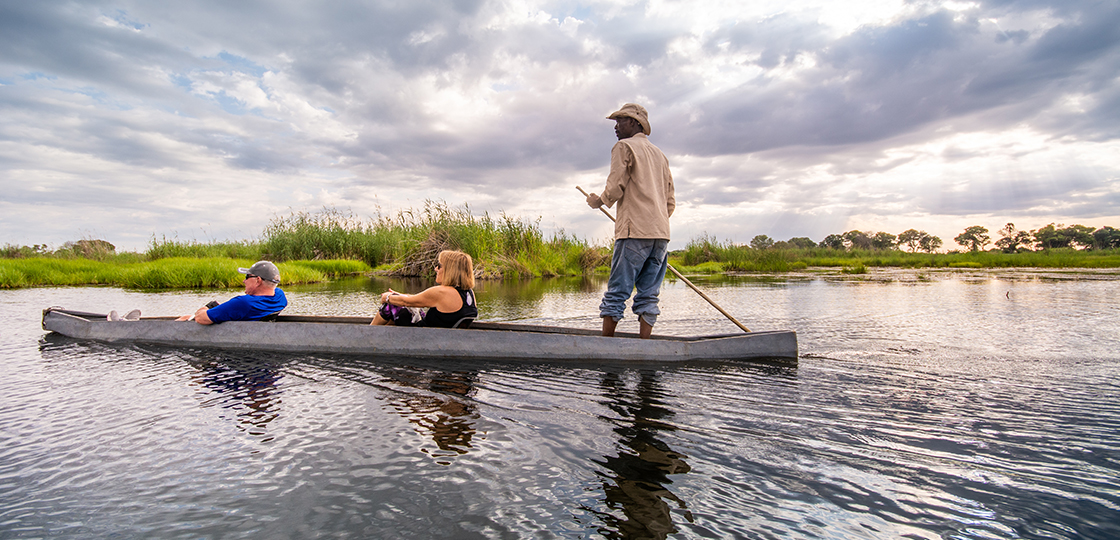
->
xmin=42 ymin=308 xmax=797 ymax=363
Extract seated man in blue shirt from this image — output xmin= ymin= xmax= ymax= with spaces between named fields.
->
xmin=177 ymin=261 xmax=288 ymax=324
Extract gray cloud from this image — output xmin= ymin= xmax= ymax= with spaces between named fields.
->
xmin=1 ymin=0 xmax=1117 ymax=250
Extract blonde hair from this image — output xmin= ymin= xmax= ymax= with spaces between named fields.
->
xmin=439 ymin=250 xmax=474 ymax=289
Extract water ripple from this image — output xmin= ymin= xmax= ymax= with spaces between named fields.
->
xmin=4 ymin=277 xmax=1120 ymax=538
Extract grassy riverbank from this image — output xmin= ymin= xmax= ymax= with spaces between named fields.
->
xmin=6 ymin=204 xmax=1119 ymax=289
xmin=1 ymin=203 xmax=608 ymax=289
xmin=0 ymin=258 xmax=370 ymax=289
xmin=672 ymin=237 xmax=1120 ymax=273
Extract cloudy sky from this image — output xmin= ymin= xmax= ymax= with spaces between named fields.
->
xmin=2 ymin=0 xmax=1118 ymax=252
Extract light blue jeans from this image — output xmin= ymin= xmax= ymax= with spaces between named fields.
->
xmin=599 ymin=238 xmax=669 ymax=325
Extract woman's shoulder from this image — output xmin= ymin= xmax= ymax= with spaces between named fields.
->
xmin=422 ymin=284 xmax=460 ymax=299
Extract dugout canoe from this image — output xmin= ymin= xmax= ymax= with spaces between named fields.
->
xmin=41 ymin=307 xmax=798 ymax=363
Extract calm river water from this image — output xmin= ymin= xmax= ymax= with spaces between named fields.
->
xmin=2 ymin=269 xmax=1118 ymax=539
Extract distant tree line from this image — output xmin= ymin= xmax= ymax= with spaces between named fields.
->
xmin=746 ymin=230 xmax=943 ymax=253
xmin=953 ymin=223 xmax=1120 ymax=252
xmin=745 ymin=223 xmax=1120 ymax=253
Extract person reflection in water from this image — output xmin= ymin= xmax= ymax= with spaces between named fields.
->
xmin=386 ymin=368 xmax=480 ymax=462
xmin=591 ymin=370 xmax=692 ymax=539
xmin=191 ymin=355 xmax=284 ymax=440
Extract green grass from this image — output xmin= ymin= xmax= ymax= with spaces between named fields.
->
xmin=669 ymin=261 xmax=725 ymax=274
xmin=285 ymin=259 xmax=371 ymax=276
xmin=7 ymin=209 xmax=1119 ymax=289
xmin=1 ymin=202 xmax=607 ymax=288
xmin=842 ymin=263 xmax=869 ymax=274
xmin=0 ymin=257 xmax=368 ymax=289
xmin=675 ymin=236 xmax=1120 ymax=272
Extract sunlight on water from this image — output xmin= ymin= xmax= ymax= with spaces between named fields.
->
xmin=2 ymin=269 xmax=1119 ymax=538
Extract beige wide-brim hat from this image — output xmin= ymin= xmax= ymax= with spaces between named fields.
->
xmin=607 ymin=103 xmax=651 ymax=135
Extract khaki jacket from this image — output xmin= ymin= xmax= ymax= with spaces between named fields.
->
xmin=600 ymin=133 xmax=675 ymax=240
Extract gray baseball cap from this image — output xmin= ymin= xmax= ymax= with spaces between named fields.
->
xmin=239 ymin=261 xmax=280 ymax=283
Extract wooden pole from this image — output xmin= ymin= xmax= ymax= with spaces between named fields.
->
xmin=577 ymin=186 xmax=751 ymax=333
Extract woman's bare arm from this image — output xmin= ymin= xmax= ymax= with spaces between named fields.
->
xmin=385 ymin=285 xmax=462 ymax=312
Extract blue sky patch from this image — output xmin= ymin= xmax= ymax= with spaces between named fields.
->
xmin=216 ymin=52 xmax=268 ymax=77
xmin=107 ymin=9 xmax=148 ymax=31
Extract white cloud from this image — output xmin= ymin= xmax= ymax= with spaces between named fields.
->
xmin=0 ymin=0 xmax=1117 ymax=252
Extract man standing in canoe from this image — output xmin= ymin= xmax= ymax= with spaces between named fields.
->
xmin=585 ymin=103 xmax=675 ymax=339
xmin=177 ymin=261 xmax=288 ymax=324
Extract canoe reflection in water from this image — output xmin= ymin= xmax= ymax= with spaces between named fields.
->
xmin=187 ymin=353 xmax=285 ymax=441
xmin=590 ymin=369 xmax=692 ymax=540
xmin=37 ymin=335 xmax=288 ymax=443
xmin=382 ymin=367 xmax=479 ymax=462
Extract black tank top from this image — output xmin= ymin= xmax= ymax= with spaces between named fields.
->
xmin=419 ymin=287 xmax=478 ymax=328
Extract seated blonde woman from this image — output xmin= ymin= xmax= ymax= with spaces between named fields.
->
xmin=371 ymin=250 xmax=478 ymax=328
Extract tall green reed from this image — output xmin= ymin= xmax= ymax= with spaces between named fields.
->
xmin=261 ymin=203 xmax=602 ymax=278
xmin=146 ymin=237 xmax=265 ymax=260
